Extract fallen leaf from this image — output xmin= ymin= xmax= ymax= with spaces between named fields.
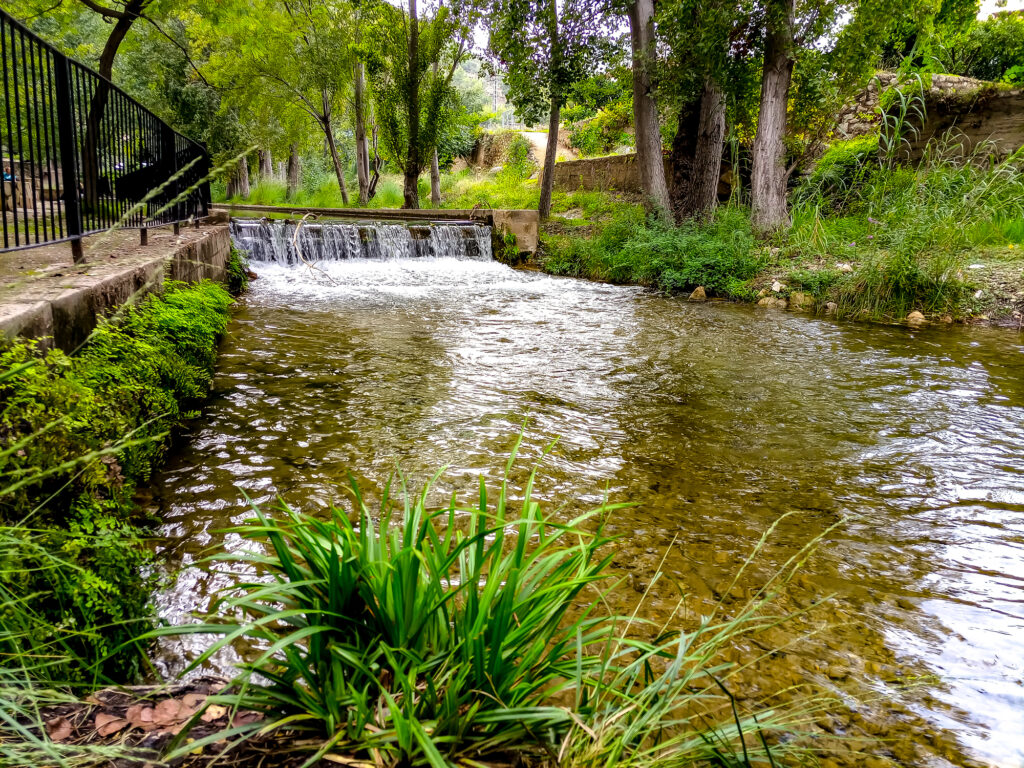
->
xmin=231 ymin=711 xmax=263 ymax=728
xmin=153 ymin=698 xmax=184 ymax=726
xmin=126 ymin=703 xmax=159 ymax=732
xmin=200 ymin=704 xmax=228 ymax=722
xmin=46 ymin=716 xmax=73 ymax=742
xmin=95 ymin=712 xmax=129 ymax=737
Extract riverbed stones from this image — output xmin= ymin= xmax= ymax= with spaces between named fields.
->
xmin=825 ymin=301 xmax=839 ymax=314
xmin=689 ymin=286 xmax=707 ymax=301
xmin=906 ymin=310 xmax=926 ymax=326
xmin=789 ymin=290 xmax=814 ymax=310
xmin=758 ymin=296 xmax=788 ymax=309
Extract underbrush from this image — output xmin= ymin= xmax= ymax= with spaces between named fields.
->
xmin=786 ymin=138 xmax=1024 ymax=319
xmin=0 ymin=281 xmax=233 ymax=682
xmin=154 ymin=449 xmax=829 ymax=768
xmin=542 ymin=206 xmax=762 ymax=298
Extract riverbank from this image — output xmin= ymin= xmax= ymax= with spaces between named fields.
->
xmin=215 ymin=141 xmax=1024 ymax=330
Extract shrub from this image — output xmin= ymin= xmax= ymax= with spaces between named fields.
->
xmin=226 ymin=243 xmax=250 ymax=295
xmin=0 ymin=281 xmax=233 ymax=681
xmin=793 ymin=135 xmax=881 ymax=213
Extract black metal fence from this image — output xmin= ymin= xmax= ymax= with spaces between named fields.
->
xmin=0 ymin=9 xmax=210 ymax=262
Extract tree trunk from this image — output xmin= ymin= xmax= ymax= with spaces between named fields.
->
xmin=403 ymin=0 xmax=421 ymax=209
xmin=538 ymin=97 xmax=560 ymax=220
xmin=237 ymin=154 xmax=250 ymax=199
xmin=684 ymin=78 xmax=725 ymax=219
xmin=286 ymin=143 xmax=300 ymax=198
xmin=626 ymin=0 xmax=671 ymax=221
xmin=751 ymin=0 xmax=796 ymax=233
xmin=668 ymin=95 xmax=700 ymax=220
xmin=354 ymin=61 xmax=370 ymax=205
xmin=429 ymin=64 xmax=441 ymax=207
xmin=82 ymin=0 xmax=146 ymax=211
xmin=321 ymin=94 xmax=350 ymax=206
xmin=258 ymin=149 xmax=273 ymax=181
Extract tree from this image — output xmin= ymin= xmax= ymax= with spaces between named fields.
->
xmin=485 ymin=0 xmax=609 ymax=219
xmin=365 ymin=0 xmax=472 ymax=209
xmin=625 ymin=0 xmax=672 ymax=220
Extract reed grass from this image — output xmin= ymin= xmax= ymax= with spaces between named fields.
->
xmin=152 ymin=441 xmax=831 ymax=768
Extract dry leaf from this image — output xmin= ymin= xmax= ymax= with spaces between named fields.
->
xmin=46 ymin=716 xmax=73 ymax=742
xmin=95 ymin=712 xmax=129 ymax=737
xmin=181 ymin=693 xmax=207 ymax=711
xmin=153 ymin=698 xmax=184 ymax=726
xmin=126 ymin=703 xmax=159 ymax=732
xmin=201 ymin=704 xmax=228 ymax=722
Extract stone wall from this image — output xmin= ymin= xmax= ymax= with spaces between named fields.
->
xmin=552 ymin=154 xmax=666 ymax=194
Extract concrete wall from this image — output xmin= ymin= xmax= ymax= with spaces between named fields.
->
xmin=1 ymin=225 xmax=231 ymax=351
xmin=553 ymin=154 xmax=651 ymax=194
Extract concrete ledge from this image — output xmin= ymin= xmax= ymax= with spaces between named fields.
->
xmin=1 ymin=225 xmax=231 ymax=351
xmin=212 ymin=204 xmax=540 ymax=255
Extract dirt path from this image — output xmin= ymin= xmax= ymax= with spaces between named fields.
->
xmin=519 ymin=130 xmax=577 ymax=167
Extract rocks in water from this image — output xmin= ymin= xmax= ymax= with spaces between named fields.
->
xmin=825 ymin=301 xmax=839 ymax=314
xmin=689 ymin=285 xmax=707 ymax=301
xmin=789 ymin=290 xmax=814 ymax=311
xmin=758 ymin=296 xmax=788 ymax=309
xmin=757 ymin=287 xmax=770 ymax=298
xmin=906 ymin=310 xmax=926 ymax=326
xmin=836 ymin=262 xmax=854 ymax=273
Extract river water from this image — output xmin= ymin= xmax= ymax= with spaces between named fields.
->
xmin=152 ymin=255 xmax=1024 ymax=767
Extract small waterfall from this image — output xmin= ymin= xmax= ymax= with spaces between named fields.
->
xmin=230 ymin=218 xmax=493 ymax=264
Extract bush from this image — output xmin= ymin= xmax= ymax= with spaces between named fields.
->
xmin=794 ymin=135 xmax=881 ymax=213
xmin=226 ymin=243 xmax=250 ymax=295
xmin=0 ymin=281 xmax=233 ymax=682
xmin=568 ymin=99 xmax=634 ymax=158
xmin=543 ymin=206 xmax=761 ymax=298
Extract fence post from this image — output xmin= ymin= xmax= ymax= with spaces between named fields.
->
xmin=53 ymin=54 xmax=83 ymax=264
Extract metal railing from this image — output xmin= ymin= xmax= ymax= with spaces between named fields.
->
xmin=0 ymin=9 xmax=210 ymax=262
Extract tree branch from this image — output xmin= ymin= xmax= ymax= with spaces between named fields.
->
xmin=76 ymin=0 xmax=131 ymax=20
xmin=139 ymin=13 xmax=212 ymax=87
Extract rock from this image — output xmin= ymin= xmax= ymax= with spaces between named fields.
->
xmin=906 ymin=310 xmax=926 ymax=326
xmin=756 ymin=287 xmax=770 ymax=298
xmin=941 ymin=314 xmax=953 ymax=323
xmin=758 ymin=296 xmax=788 ymax=309
xmin=689 ymin=286 xmax=707 ymax=301
xmin=836 ymin=262 xmax=854 ymax=273
xmin=771 ymin=280 xmax=784 ymax=293
xmin=826 ymin=664 xmax=849 ymax=680
xmin=974 ymin=289 xmax=984 ymax=299
xmin=789 ymin=290 xmax=814 ymax=310
xmin=825 ymin=301 xmax=839 ymax=314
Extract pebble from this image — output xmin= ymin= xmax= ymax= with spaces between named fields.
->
xmin=689 ymin=285 xmax=707 ymax=301
xmin=771 ymin=280 xmax=784 ymax=292
xmin=836 ymin=262 xmax=854 ymax=273
xmin=906 ymin=310 xmax=926 ymax=325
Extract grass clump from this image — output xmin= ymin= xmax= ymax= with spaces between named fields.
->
xmin=0 ymin=280 xmax=234 ymax=682
xmin=543 ymin=206 xmax=761 ymax=298
xmin=160 ymin=448 xmax=827 ymax=768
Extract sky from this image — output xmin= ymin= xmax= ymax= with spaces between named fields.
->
xmin=980 ymin=0 xmax=1024 ymax=15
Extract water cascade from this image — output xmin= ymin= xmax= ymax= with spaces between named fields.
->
xmin=229 ymin=218 xmax=493 ymax=263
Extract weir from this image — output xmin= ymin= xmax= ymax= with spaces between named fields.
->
xmin=229 ymin=218 xmax=494 ymax=264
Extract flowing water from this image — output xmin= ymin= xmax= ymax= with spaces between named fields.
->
xmin=153 ymin=223 xmax=1024 ymax=767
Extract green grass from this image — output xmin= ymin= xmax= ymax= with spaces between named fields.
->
xmin=153 ymin=444 xmax=830 ymax=768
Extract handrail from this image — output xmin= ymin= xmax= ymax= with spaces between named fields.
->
xmin=0 ymin=9 xmax=210 ymax=262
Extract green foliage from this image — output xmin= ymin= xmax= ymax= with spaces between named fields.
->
xmin=226 ymin=244 xmax=251 ymax=295
xmin=795 ymin=135 xmax=882 ymax=212
xmin=159 ymin=453 xmax=825 ymax=768
xmin=939 ymin=9 xmax=1024 ymax=83
xmin=543 ymin=206 xmax=761 ymax=297
xmin=568 ymin=99 xmax=634 ymax=158
xmin=0 ymin=281 xmax=233 ymax=681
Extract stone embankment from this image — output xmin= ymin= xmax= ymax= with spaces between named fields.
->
xmin=0 ymin=221 xmax=231 ymax=350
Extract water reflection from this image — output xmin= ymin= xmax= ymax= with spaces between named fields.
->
xmin=153 ymin=258 xmax=1024 ymax=766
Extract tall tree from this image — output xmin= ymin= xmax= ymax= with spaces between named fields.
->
xmin=485 ymin=0 xmax=608 ymax=219
xmin=625 ymin=0 xmax=672 ymax=220
xmin=750 ymin=0 xmax=796 ymax=232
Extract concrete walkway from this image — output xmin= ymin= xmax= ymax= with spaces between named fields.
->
xmin=1 ymin=223 xmax=230 ymax=350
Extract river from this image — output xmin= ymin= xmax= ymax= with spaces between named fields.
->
xmin=152 ymin=253 xmax=1024 ymax=767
